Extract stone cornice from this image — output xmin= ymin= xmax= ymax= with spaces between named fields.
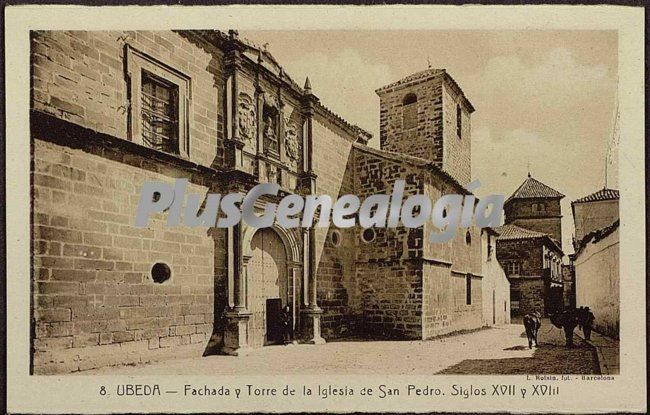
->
xmin=31 ymin=110 xmax=219 ymax=179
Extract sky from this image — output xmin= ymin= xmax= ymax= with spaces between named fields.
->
xmin=241 ymin=30 xmax=619 ymax=253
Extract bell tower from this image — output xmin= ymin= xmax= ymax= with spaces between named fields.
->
xmin=375 ymin=69 xmax=474 ymax=186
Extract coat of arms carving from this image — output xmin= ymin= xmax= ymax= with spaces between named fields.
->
xmin=238 ymin=93 xmax=256 ymax=145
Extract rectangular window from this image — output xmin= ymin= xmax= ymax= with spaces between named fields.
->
xmin=466 ymin=274 xmax=472 ymax=305
xmin=126 ymin=45 xmax=190 ymax=157
xmin=506 ymin=261 xmax=522 ymax=275
xmin=141 ymin=72 xmax=179 ymax=154
xmin=456 ymin=104 xmax=462 ymax=138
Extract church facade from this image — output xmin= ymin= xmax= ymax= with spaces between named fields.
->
xmin=30 ymin=30 xmax=509 ymax=374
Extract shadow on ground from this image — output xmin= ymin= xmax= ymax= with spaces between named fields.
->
xmin=504 ymin=345 xmax=529 ymax=351
xmin=438 ymin=336 xmax=600 ymax=375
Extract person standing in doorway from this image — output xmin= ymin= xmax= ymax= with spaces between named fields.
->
xmin=280 ymin=305 xmax=292 ymax=345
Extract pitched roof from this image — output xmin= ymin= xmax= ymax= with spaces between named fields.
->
xmin=495 ymin=224 xmax=548 ymax=240
xmin=375 ymin=68 xmax=445 ymax=93
xmin=572 ymin=188 xmax=619 ymax=204
xmin=495 ymin=224 xmax=563 ymax=253
xmin=505 ymin=175 xmax=565 ymax=204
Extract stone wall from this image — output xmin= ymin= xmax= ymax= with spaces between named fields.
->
xmin=441 ymin=82 xmax=472 ymax=186
xmin=30 ymin=29 xmax=502 ymax=372
xmin=420 ymin=176 xmax=483 ymax=338
xmin=311 ymin=117 xmax=358 ymax=338
xmin=509 ymin=278 xmax=546 ymax=316
xmin=352 ymin=147 xmax=425 ymax=339
xmin=378 ymin=74 xmax=444 ymax=166
xmin=376 ymin=74 xmax=472 ymax=187
xmin=31 ymin=30 xmax=225 ymax=169
xmin=496 ymin=238 xmax=544 ymax=277
xmin=505 ymin=198 xmax=562 ymax=243
xmin=496 ymin=238 xmax=546 ymax=316
xmin=32 ymin=140 xmax=217 ymax=374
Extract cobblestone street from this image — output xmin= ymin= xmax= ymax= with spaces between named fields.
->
xmin=80 ymin=320 xmax=598 ymax=376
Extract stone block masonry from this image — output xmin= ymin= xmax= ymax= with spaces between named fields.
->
xmin=377 ymin=71 xmax=472 ymax=186
xmin=31 ymin=30 xmax=226 ymax=169
xmin=352 ymin=147 xmax=426 ymax=339
xmin=32 ymin=140 xmax=216 ymax=374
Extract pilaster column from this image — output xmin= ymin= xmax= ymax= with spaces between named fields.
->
xmin=298 ymin=77 xmax=325 ymax=344
xmin=232 ymin=223 xmax=246 ymax=311
xmin=300 ymin=226 xmax=325 ymax=344
xmin=222 ymin=221 xmax=252 ymax=355
xmin=224 ymin=30 xmax=246 ymax=172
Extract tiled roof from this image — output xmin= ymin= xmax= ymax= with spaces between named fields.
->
xmin=375 ymin=68 xmax=445 ymax=93
xmin=573 ymin=188 xmax=619 ymax=204
xmin=505 ymin=175 xmax=565 ymax=204
xmin=317 ymin=101 xmax=373 ymax=143
xmin=495 ymin=224 xmax=548 ymax=240
xmin=495 ymin=224 xmax=563 ymax=253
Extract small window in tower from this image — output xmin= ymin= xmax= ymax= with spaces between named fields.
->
xmin=465 ymin=274 xmax=472 ymax=305
xmin=402 ymin=93 xmax=418 ymax=130
xmin=465 ymin=230 xmax=472 ymax=245
xmin=456 ymin=104 xmax=462 ymax=138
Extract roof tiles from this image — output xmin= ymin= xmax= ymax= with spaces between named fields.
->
xmin=495 ymin=224 xmax=563 ymax=253
xmin=573 ymin=188 xmax=619 ymax=204
xmin=505 ymin=175 xmax=565 ymax=204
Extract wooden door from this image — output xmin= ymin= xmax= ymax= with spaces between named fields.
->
xmin=248 ymin=229 xmax=287 ymax=347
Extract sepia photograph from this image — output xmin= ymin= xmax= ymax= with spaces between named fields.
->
xmin=29 ymin=27 xmax=619 ymax=377
xmin=4 ymin=4 xmax=645 ymax=414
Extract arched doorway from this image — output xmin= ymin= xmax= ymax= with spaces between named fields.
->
xmin=248 ymin=228 xmax=288 ymax=347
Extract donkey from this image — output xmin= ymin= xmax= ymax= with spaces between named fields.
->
xmin=550 ymin=309 xmax=582 ymax=347
xmin=523 ymin=311 xmax=542 ymax=349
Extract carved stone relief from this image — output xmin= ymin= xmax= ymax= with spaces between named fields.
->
xmin=263 ymin=104 xmax=280 ymax=154
xmin=285 ymin=119 xmax=300 ymax=167
xmin=238 ymin=93 xmax=256 ymax=146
